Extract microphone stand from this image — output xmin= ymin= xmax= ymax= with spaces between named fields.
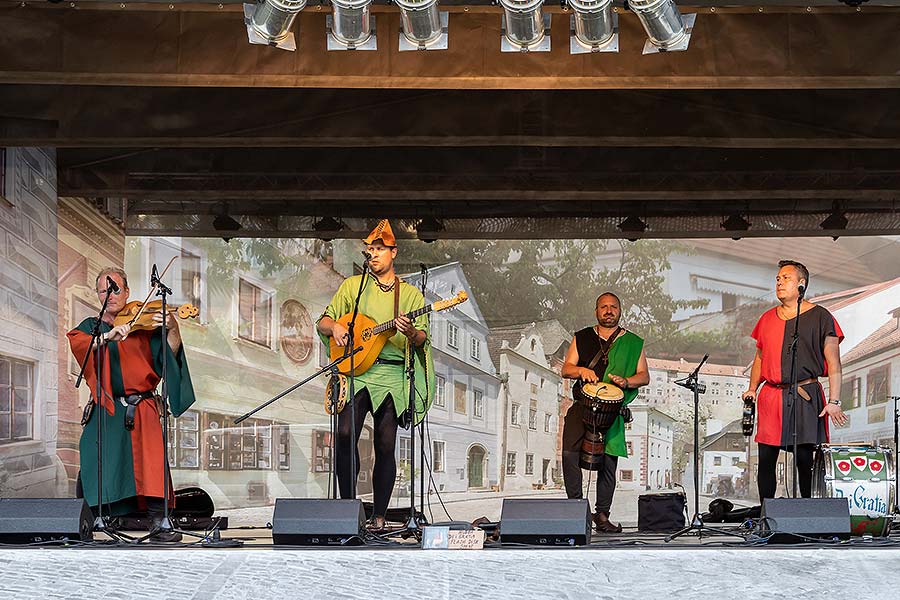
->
xmin=74 ymin=278 xmax=130 ymax=540
xmin=666 ymin=354 xmax=744 ymax=541
xmin=343 ymin=255 xmax=371 ymax=504
xmin=135 ymin=264 xmax=204 ymax=544
xmin=418 ymin=265 xmax=428 ymax=527
xmin=399 ymin=264 xmax=429 ymax=537
xmin=234 ymin=346 xmax=362 ymax=523
xmin=234 ymin=348 xmax=364 ymax=426
xmin=786 ymin=288 xmax=805 ymax=498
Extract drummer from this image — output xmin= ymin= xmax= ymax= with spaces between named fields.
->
xmin=560 ymin=292 xmax=649 ymax=533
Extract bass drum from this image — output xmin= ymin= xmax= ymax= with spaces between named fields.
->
xmin=812 ymin=445 xmax=895 ymax=536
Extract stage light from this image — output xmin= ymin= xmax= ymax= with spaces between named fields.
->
xmin=417 ymin=217 xmax=444 ymax=243
xmin=499 ymin=0 xmax=551 ymax=52
xmin=617 ymin=216 xmax=647 ymax=241
xmin=820 ymin=209 xmax=848 ymax=240
xmin=244 ymin=0 xmax=307 ymax=51
xmin=328 ymin=0 xmax=376 ymax=50
xmin=568 ymin=0 xmax=617 ymax=52
xmin=721 ymin=214 xmax=750 ymax=240
xmin=628 ymin=0 xmax=695 ymax=54
xmin=213 ymin=213 xmax=243 ymax=242
xmin=313 ymin=217 xmax=344 ymax=242
xmin=396 ymin=0 xmax=447 ymax=50
xmin=213 ymin=214 xmax=243 ymax=232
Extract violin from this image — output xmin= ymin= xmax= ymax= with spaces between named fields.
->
xmin=114 ymin=300 xmax=199 ymax=331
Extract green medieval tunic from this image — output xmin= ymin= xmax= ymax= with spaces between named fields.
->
xmin=68 ymin=319 xmax=196 ymax=515
xmin=590 ymin=330 xmax=644 ymax=458
xmin=318 ymin=274 xmax=435 ymax=423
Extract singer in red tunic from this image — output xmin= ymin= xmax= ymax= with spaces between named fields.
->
xmin=743 ymin=260 xmax=847 ymax=500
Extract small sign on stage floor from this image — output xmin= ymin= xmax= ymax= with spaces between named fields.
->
xmin=422 ymin=526 xmax=485 ymax=550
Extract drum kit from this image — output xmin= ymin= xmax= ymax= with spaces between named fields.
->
xmin=574 ymin=381 xmax=628 ymax=471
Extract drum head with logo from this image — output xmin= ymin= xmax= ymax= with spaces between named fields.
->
xmin=813 ymin=444 xmax=895 ymax=536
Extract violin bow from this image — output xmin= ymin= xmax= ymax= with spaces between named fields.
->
xmin=127 ymin=256 xmax=178 ymax=327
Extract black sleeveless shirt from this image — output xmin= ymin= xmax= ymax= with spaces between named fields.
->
xmin=574 ymin=326 xmax=621 ymax=381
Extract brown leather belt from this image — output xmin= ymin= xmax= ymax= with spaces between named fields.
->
xmin=768 ymin=378 xmax=819 ymax=401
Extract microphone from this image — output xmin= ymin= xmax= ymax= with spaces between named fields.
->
xmin=798 ymin=284 xmax=806 ymax=299
xmin=691 ymin=353 xmax=710 ymax=377
xmin=361 ymin=250 xmax=373 ymax=262
xmin=106 ymin=275 xmax=120 ymax=294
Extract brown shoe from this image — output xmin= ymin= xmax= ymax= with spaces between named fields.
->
xmin=367 ymin=515 xmax=386 ymax=532
xmin=592 ymin=512 xmax=623 ymax=534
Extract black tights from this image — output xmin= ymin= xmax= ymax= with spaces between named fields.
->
xmin=757 ymin=442 xmax=816 ymax=500
xmin=336 ymin=388 xmax=399 ymax=518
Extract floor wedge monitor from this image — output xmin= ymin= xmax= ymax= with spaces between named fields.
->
xmin=0 ymin=498 xmax=94 ymax=544
xmin=761 ymin=497 xmax=850 ymax=543
xmin=271 ymin=498 xmax=365 ymax=546
xmin=500 ymin=498 xmax=591 ymax=546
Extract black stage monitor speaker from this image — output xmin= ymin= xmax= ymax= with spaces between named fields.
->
xmin=500 ymin=498 xmax=591 ymax=546
xmin=0 ymin=498 xmax=94 ymax=544
xmin=761 ymin=498 xmax=850 ymax=543
xmin=271 ymin=498 xmax=365 ymax=546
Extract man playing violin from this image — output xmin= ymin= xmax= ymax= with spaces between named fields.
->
xmin=67 ymin=267 xmax=196 ymax=541
xmin=561 ymin=292 xmax=649 ymax=533
xmin=316 ymin=220 xmax=435 ymax=531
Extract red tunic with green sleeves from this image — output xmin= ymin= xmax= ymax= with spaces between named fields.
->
xmin=68 ymin=318 xmax=196 ymax=516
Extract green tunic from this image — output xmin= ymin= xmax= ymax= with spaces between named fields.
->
xmin=318 ymin=274 xmax=435 ymax=423
xmin=68 ymin=319 xmax=196 ymax=515
xmin=600 ymin=331 xmax=644 ymax=458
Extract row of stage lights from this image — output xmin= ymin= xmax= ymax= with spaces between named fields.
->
xmin=245 ymin=0 xmax=694 ymax=54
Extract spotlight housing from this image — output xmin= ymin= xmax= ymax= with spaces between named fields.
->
xmin=396 ymin=0 xmax=445 ymax=49
xmin=820 ymin=211 xmax=849 ymax=231
xmin=499 ymin=0 xmax=549 ymax=51
xmin=568 ymin=0 xmax=615 ymax=50
xmin=628 ymin=0 xmax=694 ymax=53
xmin=329 ymin=0 xmax=375 ymax=49
xmin=721 ymin=214 xmax=750 ymax=240
xmin=313 ymin=217 xmax=344 ymax=242
xmin=417 ymin=217 xmax=444 ymax=243
xmin=245 ymin=0 xmax=308 ymax=50
xmin=617 ymin=216 xmax=647 ymax=241
xmin=820 ymin=209 xmax=848 ymax=240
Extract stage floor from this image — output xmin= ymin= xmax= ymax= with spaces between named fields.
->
xmin=3 ymin=523 xmax=900 ymax=600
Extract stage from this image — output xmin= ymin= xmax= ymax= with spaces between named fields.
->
xmin=4 ymin=528 xmax=900 ymax=600
xmin=3 ymin=512 xmax=900 ymax=600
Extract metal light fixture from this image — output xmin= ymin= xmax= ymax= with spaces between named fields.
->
xmin=628 ymin=0 xmax=695 ymax=54
xmin=244 ymin=0 xmax=308 ymax=51
xmin=721 ymin=214 xmax=750 ymax=240
xmin=820 ymin=206 xmax=848 ymax=240
xmin=417 ymin=217 xmax=444 ymax=243
xmin=617 ymin=215 xmax=647 ymax=241
xmin=213 ymin=213 xmax=243 ymax=243
xmin=499 ymin=0 xmax=551 ymax=52
xmin=313 ymin=216 xmax=344 ymax=242
xmin=396 ymin=0 xmax=448 ymax=51
xmin=568 ymin=0 xmax=617 ymax=53
xmin=328 ymin=0 xmax=376 ymax=50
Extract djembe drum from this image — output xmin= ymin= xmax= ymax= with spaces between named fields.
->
xmin=575 ymin=382 xmax=625 ymax=471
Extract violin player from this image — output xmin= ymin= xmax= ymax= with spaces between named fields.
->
xmin=560 ymin=292 xmax=649 ymax=533
xmin=67 ymin=267 xmax=196 ymax=542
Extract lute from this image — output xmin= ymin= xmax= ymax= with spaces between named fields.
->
xmin=329 ymin=291 xmax=468 ymax=376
